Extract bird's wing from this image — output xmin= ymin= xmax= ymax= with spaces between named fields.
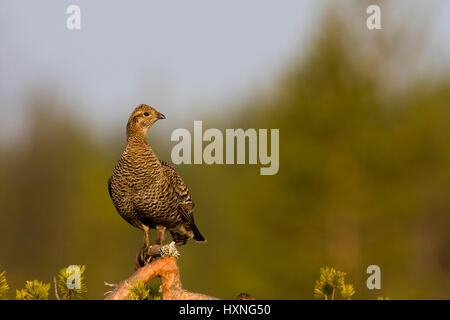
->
xmin=160 ymin=160 xmax=195 ymax=223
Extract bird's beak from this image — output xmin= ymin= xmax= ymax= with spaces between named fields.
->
xmin=157 ymin=112 xmax=166 ymax=120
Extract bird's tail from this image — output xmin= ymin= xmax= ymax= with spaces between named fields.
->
xmin=191 ymin=223 xmax=206 ymax=243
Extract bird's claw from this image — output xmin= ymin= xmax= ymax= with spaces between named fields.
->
xmin=135 ymin=243 xmax=162 ymax=270
xmin=135 ymin=245 xmax=149 ymax=270
xmin=134 ymin=242 xmax=178 ymax=270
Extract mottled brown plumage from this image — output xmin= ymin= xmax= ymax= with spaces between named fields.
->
xmin=108 ymin=104 xmax=205 ymax=248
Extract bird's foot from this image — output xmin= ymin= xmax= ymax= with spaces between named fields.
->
xmin=135 ymin=245 xmax=151 ymax=270
xmin=135 ymin=243 xmax=164 ymax=270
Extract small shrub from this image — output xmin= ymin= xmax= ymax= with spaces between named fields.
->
xmin=314 ymin=267 xmax=355 ymax=300
xmin=0 ymin=271 xmax=9 ymax=300
xmin=56 ymin=265 xmax=87 ymax=299
xmin=16 ymin=280 xmax=50 ymax=300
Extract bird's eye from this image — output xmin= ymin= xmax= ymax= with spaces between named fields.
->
xmin=144 ymin=112 xmax=150 ymax=117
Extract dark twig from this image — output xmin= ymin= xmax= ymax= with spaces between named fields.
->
xmin=53 ymin=276 xmax=60 ymax=300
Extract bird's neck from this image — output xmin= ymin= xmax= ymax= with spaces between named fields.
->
xmin=126 ymin=134 xmax=150 ymax=149
xmin=125 ymin=135 xmax=161 ymax=168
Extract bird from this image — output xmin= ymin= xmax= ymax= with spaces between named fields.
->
xmin=108 ymin=104 xmax=206 ymax=256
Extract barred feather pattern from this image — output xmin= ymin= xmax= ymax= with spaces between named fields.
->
xmin=108 ymin=105 xmax=205 ymax=245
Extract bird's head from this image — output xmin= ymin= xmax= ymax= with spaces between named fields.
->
xmin=126 ymin=104 xmax=165 ymax=140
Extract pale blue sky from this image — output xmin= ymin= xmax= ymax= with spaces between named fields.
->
xmin=0 ymin=1 xmax=449 ymax=142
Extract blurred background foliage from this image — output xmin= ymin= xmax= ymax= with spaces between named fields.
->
xmin=1 ymin=5 xmax=450 ymax=299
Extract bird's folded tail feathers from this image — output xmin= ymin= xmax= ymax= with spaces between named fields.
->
xmin=191 ymin=223 xmax=206 ymax=243
xmin=170 ymin=223 xmax=206 ymax=245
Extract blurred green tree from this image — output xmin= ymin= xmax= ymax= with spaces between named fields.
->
xmin=0 ymin=7 xmax=449 ymax=300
